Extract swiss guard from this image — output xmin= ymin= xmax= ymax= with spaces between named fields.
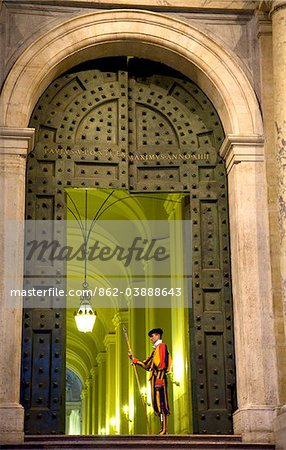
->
xmin=129 ymin=328 xmax=172 ymax=435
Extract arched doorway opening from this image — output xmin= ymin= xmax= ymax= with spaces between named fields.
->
xmin=21 ymin=57 xmax=235 ymax=435
xmin=65 ymin=368 xmax=82 ymax=435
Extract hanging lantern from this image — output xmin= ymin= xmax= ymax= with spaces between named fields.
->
xmin=71 ymin=190 xmax=97 ymax=333
xmin=74 ymin=287 xmax=96 ymax=333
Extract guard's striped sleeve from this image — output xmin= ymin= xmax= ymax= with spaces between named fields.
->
xmin=134 ymin=353 xmax=153 ymax=371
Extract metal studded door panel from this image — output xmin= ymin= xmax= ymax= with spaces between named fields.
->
xmin=24 ymin=152 xmax=66 ymax=433
xmin=127 ymin=66 xmax=235 ymax=431
xmin=190 ymin=163 xmax=235 ymax=434
xmin=24 ymin=62 xmax=129 ymax=434
xmin=29 ymin=69 xmax=129 ymax=193
xmin=21 ymin=310 xmax=65 ymax=434
xmin=24 ymin=58 xmax=235 ymax=435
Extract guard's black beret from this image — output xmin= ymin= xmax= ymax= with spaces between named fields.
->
xmin=148 ymin=328 xmax=163 ymax=337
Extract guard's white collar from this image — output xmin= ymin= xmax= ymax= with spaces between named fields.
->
xmin=153 ymin=339 xmax=162 ymax=349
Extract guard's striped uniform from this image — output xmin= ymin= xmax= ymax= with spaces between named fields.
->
xmin=135 ymin=343 xmax=172 ymax=415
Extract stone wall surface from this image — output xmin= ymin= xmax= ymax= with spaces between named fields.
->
xmin=271 ymin=1 xmax=286 ymax=448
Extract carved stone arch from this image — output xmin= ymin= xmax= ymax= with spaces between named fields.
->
xmin=0 ymin=9 xmax=263 ymax=137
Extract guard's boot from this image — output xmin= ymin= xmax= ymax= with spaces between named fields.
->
xmin=158 ymin=412 xmax=167 ymax=435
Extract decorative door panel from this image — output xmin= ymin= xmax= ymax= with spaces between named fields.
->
xmin=21 ymin=309 xmax=65 ymax=434
xmin=24 ymin=57 xmax=235 ymax=435
xmin=126 ymin=64 xmax=235 ymax=433
xmin=190 ymin=163 xmax=235 ymax=434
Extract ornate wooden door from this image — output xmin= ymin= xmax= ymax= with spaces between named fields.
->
xmin=23 ymin=57 xmax=235 ymax=434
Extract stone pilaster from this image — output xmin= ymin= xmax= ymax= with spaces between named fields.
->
xmin=0 ymin=127 xmax=34 ymax=444
xmin=257 ymin=3 xmax=286 ymax=408
xmin=271 ymin=2 xmax=286 ymax=448
xmin=96 ymin=352 xmax=106 ymax=434
xmin=164 ymin=196 xmax=191 ymax=434
xmin=80 ymin=388 xmax=87 ymax=435
xmin=113 ymin=311 xmax=129 ymax=434
xmin=90 ymin=366 xmax=98 ymax=434
xmin=104 ymin=333 xmax=117 ymax=434
xmin=220 ymin=135 xmax=279 ymax=443
xmin=128 ymin=307 xmax=148 ymax=434
xmin=272 ymin=1 xmax=286 ymax=316
xmin=85 ymin=379 xmax=91 ymax=435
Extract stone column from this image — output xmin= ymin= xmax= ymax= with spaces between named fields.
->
xmin=90 ymin=367 xmax=98 ymax=434
xmin=128 ymin=306 xmax=147 ymax=434
xmin=96 ymin=352 xmax=106 ymax=434
xmin=220 ymin=135 xmax=279 ymax=443
xmin=104 ymin=334 xmax=117 ymax=434
xmin=65 ymin=409 xmax=71 ymax=435
xmin=85 ymin=379 xmax=91 ymax=435
xmin=113 ymin=311 xmax=129 ymax=434
xmin=80 ymin=388 xmax=87 ymax=435
xmin=257 ymin=1 xmax=286 ymax=414
xmin=271 ymin=2 xmax=286 ymax=448
xmin=164 ymin=196 xmax=191 ymax=434
xmin=0 ymin=127 xmax=34 ymax=444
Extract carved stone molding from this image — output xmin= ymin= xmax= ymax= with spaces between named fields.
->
xmin=258 ymin=1 xmax=273 ymax=13
xmin=96 ymin=352 xmax=107 ymax=366
xmin=0 ymin=127 xmax=35 ymax=156
xmin=219 ymin=134 xmax=265 ymax=174
xmin=112 ymin=311 xmax=128 ymax=330
xmin=104 ymin=333 xmax=116 ymax=349
xmin=271 ymin=0 xmax=286 ymax=15
xmin=256 ymin=10 xmax=272 ymax=37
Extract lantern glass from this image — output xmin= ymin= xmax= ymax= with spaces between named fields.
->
xmin=74 ymin=303 xmax=96 ymax=333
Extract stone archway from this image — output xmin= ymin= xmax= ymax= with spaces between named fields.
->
xmin=0 ymin=9 xmax=262 ymax=135
xmin=0 ymin=9 xmax=279 ymax=445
